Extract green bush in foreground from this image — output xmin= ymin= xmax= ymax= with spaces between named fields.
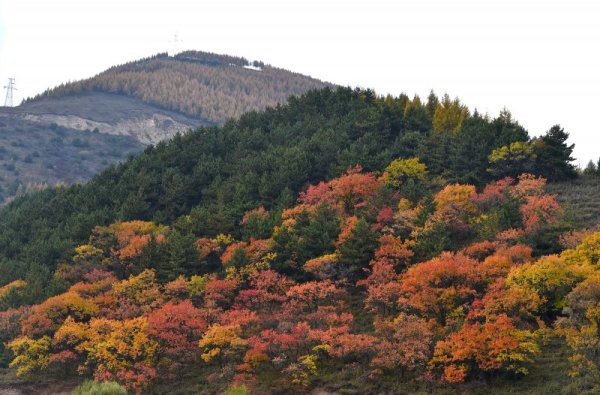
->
xmin=73 ymin=380 xmax=127 ymax=395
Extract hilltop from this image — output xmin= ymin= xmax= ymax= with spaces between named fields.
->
xmin=0 ymin=51 xmax=331 ymax=203
xmin=26 ymin=51 xmax=332 ymax=126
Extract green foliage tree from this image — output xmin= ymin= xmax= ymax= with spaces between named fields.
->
xmin=488 ymin=141 xmax=536 ymax=178
xmin=337 ymin=218 xmax=378 ymax=280
xmin=432 ymin=94 xmax=470 ymax=133
xmin=533 ymin=125 xmax=577 ymax=181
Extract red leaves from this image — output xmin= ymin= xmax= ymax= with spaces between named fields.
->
xmin=520 ymin=194 xmax=561 ymax=234
xmin=147 ymin=300 xmax=207 ymax=365
xmin=372 ymin=313 xmax=434 ymax=370
xmin=298 ymin=166 xmax=383 ymax=215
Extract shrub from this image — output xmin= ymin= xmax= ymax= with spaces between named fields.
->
xmin=73 ymin=380 xmax=128 ymax=395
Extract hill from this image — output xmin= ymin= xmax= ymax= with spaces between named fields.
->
xmin=1 ymin=156 xmax=598 ymax=395
xmin=0 ymin=86 xmax=578 ymax=302
xmin=26 ymin=51 xmax=332 ymax=125
xmin=0 ymin=51 xmax=331 ymax=203
xmin=0 ymin=86 xmax=595 ymax=394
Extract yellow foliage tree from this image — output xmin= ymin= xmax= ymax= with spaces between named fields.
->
xmin=383 ymin=157 xmax=428 ymax=188
xmin=198 ymin=324 xmax=247 ymax=363
xmin=8 ymin=336 xmax=52 ymax=377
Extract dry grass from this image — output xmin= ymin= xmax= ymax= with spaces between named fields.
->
xmin=547 ymin=176 xmax=600 ymax=229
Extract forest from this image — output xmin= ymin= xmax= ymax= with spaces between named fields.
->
xmin=25 ymin=52 xmax=330 ymax=123
xmin=1 ymin=87 xmax=600 ymax=394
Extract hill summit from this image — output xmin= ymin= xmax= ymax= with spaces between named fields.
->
xmin=0 ymin=50 xmax=331 ymax=203
xmin=26 ymin=51 xmax=332 ymax=129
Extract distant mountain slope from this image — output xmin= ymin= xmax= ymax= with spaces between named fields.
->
xmin=8 ymin=92 xmax=206 ymax=144
xmin=0 ymin=50 xmax=330 ymax=203
xmin=26 ymin=51 xmax=332 ymax=124
xmin=0 ymin=113 xmax=142 ymax=204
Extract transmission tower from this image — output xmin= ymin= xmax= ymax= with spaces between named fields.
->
xmin=3 ymin=78 xmax=16 ymax=107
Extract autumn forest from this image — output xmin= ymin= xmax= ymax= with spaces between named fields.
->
xmin=1 ymin=87 xmax=600 ymax=394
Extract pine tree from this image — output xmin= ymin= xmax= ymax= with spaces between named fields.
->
xmin=533 ymin=125 xmax=577 ymax=181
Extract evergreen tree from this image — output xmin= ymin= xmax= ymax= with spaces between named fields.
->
xmin=583 ymin=160 xmax=598 ymax=176
xmin=338 ymin=218 xmax=377 ymax=280
xmin=533 ymin=125 xmax=577 ymax=181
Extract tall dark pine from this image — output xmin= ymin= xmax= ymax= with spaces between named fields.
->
xmin=534 ymin=125 xmax=577 ymax=181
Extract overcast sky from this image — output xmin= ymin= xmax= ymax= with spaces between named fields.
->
xmin=0 ymin=0 xmax=598 ymax=165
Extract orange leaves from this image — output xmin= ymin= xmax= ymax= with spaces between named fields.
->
xmin=303 ymin=254 xmax=339 ymax=280
xmin=4 ymin=166 xmax=581 ymax=391
xmin=20 ymin=291 xmax=99 ymax=338
xmin=510 ymin=173 xmax=547 ymax=199
xmin=398 ymin=253 xmax=485 ymax=325
xmin=520 ymin=194 xmax=561 ymax=234
xmin=283 ymin=281 xmax=345 ymax=319
xmin=220 ymin=239 xmax=274 ymax=266
xmin=307 ymin=312 xmax=377 ymax=359
xmin=221 ymin=241 xmax=248 ymax=266
xmin=87 ymin=221 xmax=168 ymax=273
xmin=374 ymin=234 xmax=414 ymax=269
xmin=359 ymin=235 xmax=414 ymax=316
xmin=431 ymin=314 xmax=539 ymax=382
xmin=241 ymin=206 xmax=268 ymax=225
xmin=434 ymin=184 xmax=477 ymax=216
xmin=118 ymin=234 xmax=152 ymax=260
xmin=105 ymin=221 xmax=167 ymax=247
xmin=335 ymin=216 xmax=359 ymax=248
xmin=298 ymin=166 xmax=383 ymax=215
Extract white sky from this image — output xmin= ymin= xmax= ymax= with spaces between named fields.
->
xmin=0 ymin=0 xmax=598 ymax=166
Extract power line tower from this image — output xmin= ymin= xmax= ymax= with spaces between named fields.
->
xmin=3 ymin=78 xmax=16 ymax=107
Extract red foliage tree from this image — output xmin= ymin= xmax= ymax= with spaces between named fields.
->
xmin=147 ymin=300 xmax=207 ymax=372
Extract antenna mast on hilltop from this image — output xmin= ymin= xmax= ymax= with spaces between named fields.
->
xmin=3 ymin=78 xmax=16 ymax=107
xmin=169 ymin=32 xmax=183 ymax=56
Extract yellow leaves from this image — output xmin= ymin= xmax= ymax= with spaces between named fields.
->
xmin=20 ymin=291 xmax=99 ymax=337
xmin=73 ymin=244 xmax=104 ymax=264
xmin=8 ymin=336 xmax=51 ymax=377
xmin=53 ymin=316 xmax=88 ymax=349
xmin=488 ymin=141 xmax=534 ymax=164
xmin=0 ymin=280 xmax=27 ymax=301
xmin=198 ymin=324 xmax=247 ymax=363
xmin=382 ymin=157 xmax=427 ymax=188
xmin=112 ymin=269 xmax=162 ymax=308
xmin=507 ymin=255 xmax=591 ymax=314
xmin=434 ymin=184 xmax=477 ymax=216
xmin=56 ymin=316 xmax=158 ymax=374
xmin=561 ymin=232 xmax=600 ymax=266
xmin=284 ymin=353 xmax=319 ymax=387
